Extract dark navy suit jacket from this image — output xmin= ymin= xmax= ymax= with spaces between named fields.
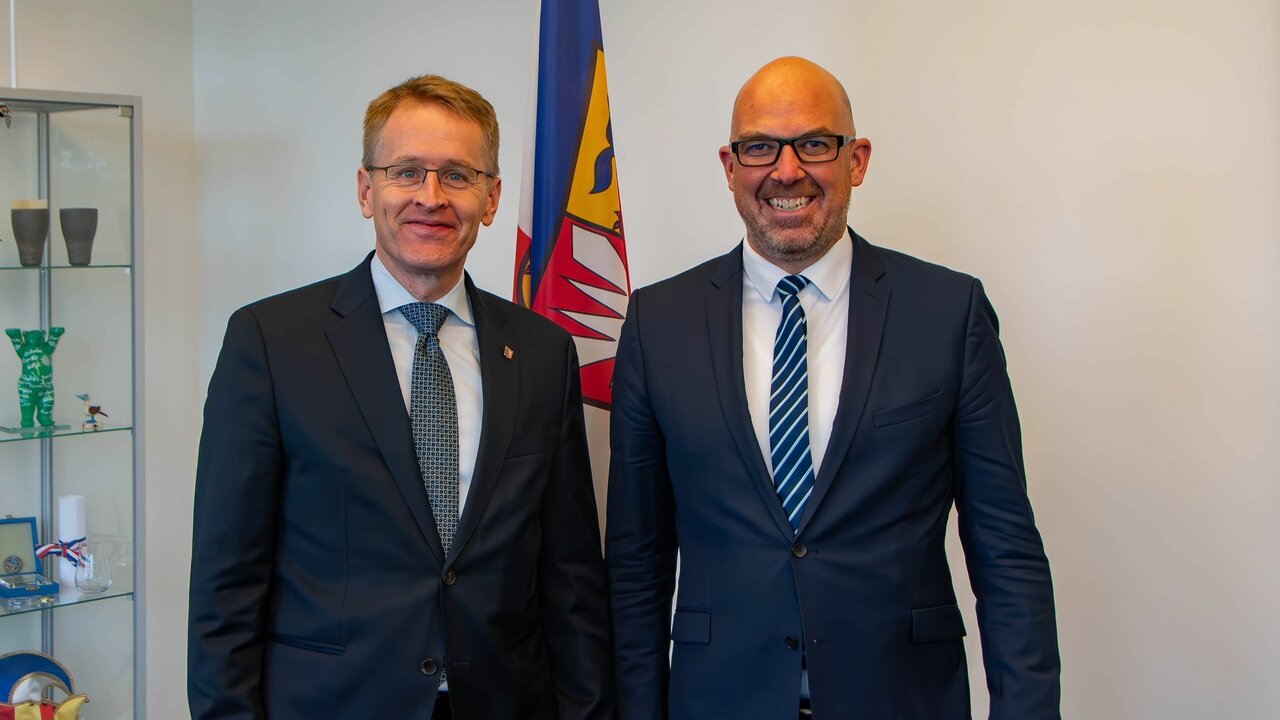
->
xmin=189 ymin=255 xmax=613 ymax=719
xmin=607 ymin=232 xmax=1059 ymax=719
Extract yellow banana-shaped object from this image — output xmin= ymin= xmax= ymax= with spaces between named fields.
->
xmin=54 ymin=695 xmax=89 ymax=720
xmin=13 ymin=701 xmax=41 ymax=720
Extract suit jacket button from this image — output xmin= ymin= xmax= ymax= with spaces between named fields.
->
xmin=785 ymin=636 xmax=800 ymax=651
xmin=444 ymin=569 xmax=456 ymax=586
xmin=420 ymin=659 xmax=439 ymax=676
xmin=791 ymin=542 xmax=807 ymax=558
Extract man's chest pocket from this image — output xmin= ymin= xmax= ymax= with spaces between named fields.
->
xmin=872 ymin=390 xmax=948 ymax=429
xmin=506 ymin=431 xmax=558 ymax=458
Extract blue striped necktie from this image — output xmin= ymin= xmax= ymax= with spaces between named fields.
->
xmin=770 ymin=275 xmax=814 ymax=531
xmin=400 ymin=302 xmax=459 ymax=557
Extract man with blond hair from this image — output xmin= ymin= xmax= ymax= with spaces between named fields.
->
xmin=608 ymin=57 xmax=1060 ymax=719
xmin=190 ymin=74 xmax=613 ymax=720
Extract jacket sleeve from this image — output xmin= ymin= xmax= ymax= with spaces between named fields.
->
xmin=539 ymin=335 xmax=617 ymax=720
xmin=606 ymin=291 xmax=679 ymax=719
xmin=188 ymin=308 xmax=283 ymax=720
xmin=952 ymin=279 xmax=1062 ymax=719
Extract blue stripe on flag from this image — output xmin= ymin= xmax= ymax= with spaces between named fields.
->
xmin=529 ymin=0 xmax=605 ymax=298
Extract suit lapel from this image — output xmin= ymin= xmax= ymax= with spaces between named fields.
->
xmin=448 ymin=276 xmax=517 ymax=565
xmin=797 ymin=232 xmax=889 ymax=534
xmin=707 ymin=247 xmax=797 ymax=539
xmin=325 ymin=254 xmax=445 ymax=563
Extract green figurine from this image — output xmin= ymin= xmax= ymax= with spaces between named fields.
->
xmin=6 ymin=326 xmax=65 ymax=428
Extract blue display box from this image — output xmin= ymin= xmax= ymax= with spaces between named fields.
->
xmin=0 ymin=516 xmax=59 ymax=610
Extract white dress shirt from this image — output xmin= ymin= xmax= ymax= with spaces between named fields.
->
xmin=370 ymin=253 xmax=483 ymax=513
xmin=742 ymin=231 xmax=853 ymax=482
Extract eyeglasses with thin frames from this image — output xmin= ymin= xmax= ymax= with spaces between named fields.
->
xmin=366 ymin=164 xmax=496 ymax=191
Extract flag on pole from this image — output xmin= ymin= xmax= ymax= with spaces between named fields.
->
xmin=514 ymin=0 xmax=629 ymax=411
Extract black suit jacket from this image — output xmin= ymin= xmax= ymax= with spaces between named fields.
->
xmin=607 ymin=232 xmax=1059 ymax=719
xmin=189 ymin=255 xmax=613 ymax=719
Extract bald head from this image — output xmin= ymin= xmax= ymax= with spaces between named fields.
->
xmin=718 ymin=56 xmax=871 ymax=273
xmin=731 ymin=57 xmax=855 ymax=139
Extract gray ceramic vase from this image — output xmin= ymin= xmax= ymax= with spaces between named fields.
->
xmin=11 ymin=208 xmax=50 ymax=267
xmin=60 ymin=208 xmax=98 ymax=266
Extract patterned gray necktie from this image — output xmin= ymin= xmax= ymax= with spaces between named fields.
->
xmin=400 ymin=302 xmax=459 ymax=556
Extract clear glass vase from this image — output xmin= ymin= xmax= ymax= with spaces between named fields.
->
xmin=74 ymin=541 xmax=113 ymax=594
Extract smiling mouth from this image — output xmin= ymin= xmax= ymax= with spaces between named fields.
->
xmin=404 ymin=218 xmax=454 ymax=230
xmin=766 ymin=196 xmax=812 ymax=211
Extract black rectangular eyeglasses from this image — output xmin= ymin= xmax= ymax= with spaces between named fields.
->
xmin=729 ymin=135 xmax=855 ymax=166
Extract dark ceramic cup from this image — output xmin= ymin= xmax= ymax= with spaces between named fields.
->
xmin=60 ymin=208 xmax=99 ymax=266
xmin=11 ymin=208 xmax=50 ymax=267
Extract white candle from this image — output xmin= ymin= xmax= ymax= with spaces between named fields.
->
xmin=55 ymin=495 xmax=86 ymax=588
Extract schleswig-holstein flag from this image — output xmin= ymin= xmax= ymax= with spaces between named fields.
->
xmin=514 ymin=0 xmax=630 ymax=416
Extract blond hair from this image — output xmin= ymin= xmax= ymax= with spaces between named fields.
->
xmin=362 ymin=74 xmax=500 ymax=173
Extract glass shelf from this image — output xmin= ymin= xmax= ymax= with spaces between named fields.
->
xmin=0 ymin=264 xmax=132 ymax=271
xmin=0 ymin=587 xmax=132 ymax=617
xmin=0 ymin=424 xmax=132 ymax=443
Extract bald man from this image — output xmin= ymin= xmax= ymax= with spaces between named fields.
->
xmin=606 ymin=57 xmax=1060 ymax=719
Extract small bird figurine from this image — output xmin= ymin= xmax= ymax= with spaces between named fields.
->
xmin=74 ymin=393 xmax=108 ymax=431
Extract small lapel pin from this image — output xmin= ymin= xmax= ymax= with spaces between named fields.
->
xmin=503 ymin=345 xmax=515 ymax=360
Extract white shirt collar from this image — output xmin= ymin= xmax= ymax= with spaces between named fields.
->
xmin=742 ymin=228 xmax=854 ymax=303
xmin=370 ymin=252 xmax=475 ymax=327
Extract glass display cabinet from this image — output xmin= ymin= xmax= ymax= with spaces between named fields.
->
xmin=0 ymin=88 xmax=143 ymax=719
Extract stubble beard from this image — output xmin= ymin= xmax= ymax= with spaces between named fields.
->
xmin=738 ymin=181 xmax=852 ymax=269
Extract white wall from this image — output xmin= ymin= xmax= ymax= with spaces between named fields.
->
xmin=9 ymin=0 xmax=1271 ymax=717
xmin=1 ymin=1 xmax=199 ymax=718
